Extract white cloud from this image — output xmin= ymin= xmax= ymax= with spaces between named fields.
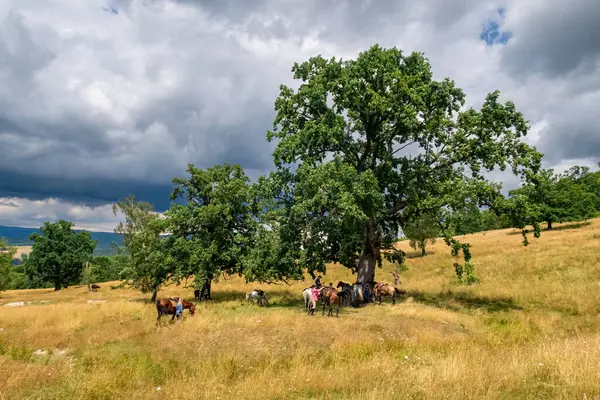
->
xmin=0 ymin=197 xmax=121 ymax=232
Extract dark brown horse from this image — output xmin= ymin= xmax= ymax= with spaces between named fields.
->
xmin=319 ymin=286 xmax=341 ymax=317
xmin=336 ymin=281 xmax=353 ymax=306
xmin=87 ymin=283 xmax=100 ymax=292
xmin=155 ymin=298 xmax=196 ymax=326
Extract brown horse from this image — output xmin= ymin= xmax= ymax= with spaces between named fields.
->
xmin=373 ymin=282 xmax=406 ymax=305
xmin=319 ymin=286 xmax=341 ymax=317
xmin=155 ymin=298 xmax=196 ymax=326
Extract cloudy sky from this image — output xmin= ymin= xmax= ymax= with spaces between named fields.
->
xmin=0 ymin=0 xmax=598 ymax=232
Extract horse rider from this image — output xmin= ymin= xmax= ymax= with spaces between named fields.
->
xmin=315 ymin=275 xmax=323 ymax=288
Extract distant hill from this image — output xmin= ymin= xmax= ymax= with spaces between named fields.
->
xmin=0 ymin=225 xmax=123 ymax=256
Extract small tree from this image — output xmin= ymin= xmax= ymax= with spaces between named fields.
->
xmin=113 ymin=195 xmax=169 ymax=301
xmin=81 ymin=262 xmax=98 ymax=291
xmin=402 ymin=214 xmax=440 ymax=256
xmin=24 ymin=220 xmax=97 ymax=291
xmin=0 ymin=239 xmax=15 ymax=295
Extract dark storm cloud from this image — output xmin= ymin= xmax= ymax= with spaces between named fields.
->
xmin=0 ymin=170 xmax=174 ymax=211
xmin=536 ymin=95 xmax=600 ymax=164
xmin=179 ymin=0 xmax=481 ymax=43
xmin=502 ymin=0 xmax=600 ymax=78
xmin=496 ymin=0 xmax=600 ymax=167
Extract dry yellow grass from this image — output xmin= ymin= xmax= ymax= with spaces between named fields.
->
xmin=9 ymin=246 xmax=32 ymax=259
xmin=1 ymin=220 xmax=600 ymax=399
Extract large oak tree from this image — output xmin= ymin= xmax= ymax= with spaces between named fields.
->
xmin=265 ymin=45 xmax=541 ymax=284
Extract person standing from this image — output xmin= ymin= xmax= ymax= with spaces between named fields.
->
xmin=175 ymin=297 xmax=184 ymax=321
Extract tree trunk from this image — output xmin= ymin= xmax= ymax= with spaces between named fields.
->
xmin=150 ymin=289 xmax=158 ymax=302
xmin=200 ymin=277 xmax=212 ymax=300
xmin=547 ymin=220 xmax=553 ymax=230
xmin=54 ymin=282 xmax=61 ymax=291
xmin=421 ymin=246 xmax=426 ymax=256
xmin=357 ymin=220 xmax=381 ymax=285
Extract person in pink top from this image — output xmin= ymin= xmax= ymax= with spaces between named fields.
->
xmin=311 ymin=286 xmax=321 ymax=313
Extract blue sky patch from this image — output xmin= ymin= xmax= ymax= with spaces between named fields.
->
xmin=480 ymin=8 xmax=512 ymax=45
xmin=102 ymin=6 xmax=118 ymax=15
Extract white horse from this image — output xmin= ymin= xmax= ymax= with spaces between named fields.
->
xmin=302 ymin=287 xmax=313 ymax=312
xmin=303 ymin=287 xmax=322 ymax=315
xmin=246 ymin=289 xmax=268 ymax=306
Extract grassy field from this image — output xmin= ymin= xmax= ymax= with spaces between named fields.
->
xmin=1 ymin=220 xmax=600 ymax=399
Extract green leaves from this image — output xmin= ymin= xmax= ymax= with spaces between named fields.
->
xmin=113 ymin=196 xmax=169 ymax=296
xmin=267 ymin=44 xmax=541 ymax=283
xmin=0 ymin=239 xmax=15 ymax=293
xmin=402 ymin=213 xmax=440 ymax=256
xmin=504 ymin=167 xmax=598 ymax=242
xmin=24 ymin=220 xmax=97 ymax=290
xmin=166 ymin=163 xmax=254 ymax=286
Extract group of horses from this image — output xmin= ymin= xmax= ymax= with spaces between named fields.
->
xmin=303 ymin=280 xmax=406 ymax=317
xmin=155 ymin=278 xmax=406 ymax=325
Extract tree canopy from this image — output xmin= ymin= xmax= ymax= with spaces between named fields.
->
xmin=113 ymin=195 xmax=170 ymax=301
xmin=402 ymin=213 xmax=440 ymax=256
xmin=264 ymin=44 xmax=541 ymax=284
xmin=164 ymin=163 xmax=255 ymax=299
xmin=24 ymin=220 xmax=97 ymax=291
xmin=0 ymin=239 xmax=15 ymax=294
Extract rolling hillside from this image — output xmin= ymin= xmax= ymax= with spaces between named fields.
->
xmin=1 ymin=220 xmax=599 ymax=399
xmin=0 ymin=225 xmax=123 ymax=256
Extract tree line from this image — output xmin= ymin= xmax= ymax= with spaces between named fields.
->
xmin=399 ymin=165 xmax=600 ymax=256
xmin=1 ymin=44 xmax=599 ymax=298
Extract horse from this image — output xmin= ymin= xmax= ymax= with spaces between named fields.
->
xmin=373 ymin=282 xmax=406 ymax=305
xmin=155 ymin=298 xmax=196 ymax=326
xmin=350 ymin=282 xmax=375 ymax=307
xmin=88 ymin=283 xmax=100 ymax=292
xmin=303 ymin=286 xmax=324 ymax=315
xmin=319 ymin=286 xmax=340 ymax=317
xmin=246 ymin=289 xmax=268 ymax=306
xmin=336 ymin=281 xmax=353 ymax=306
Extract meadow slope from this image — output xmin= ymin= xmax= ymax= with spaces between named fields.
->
xmin=1 ymin=220 xmax=600 ymax=399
